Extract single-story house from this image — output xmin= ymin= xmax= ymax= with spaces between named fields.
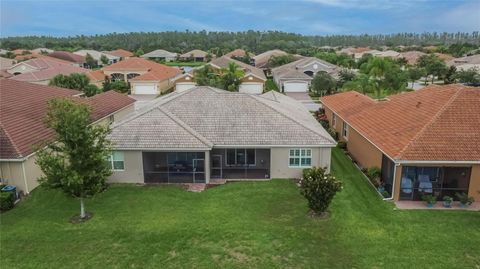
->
xmin=142 ymin=49 xmax=178 ymax=62
xmin=107 ymin=49 xmax=134 ymax=60
xmin=102 ymin=57 xmax=182 ymax=95
xmin=7 ymin=56 xmax=88 ymax=85
xmin=272 ymin=57 xmax=340 ymax=93
xmin=74 ymin=49 xmax=120 ymax=66
xmin=179 ymin=49 xmax=210 ymax=62
xmin=0 ymin=57 xmax=16 ymax=70
xmin=108 ymin=86 xmax=336 ymax=184
xmin=174 ymin=73 xmax=196 ymax=92
xmin=447 ymin=54 xmax=480 ymax=72
xmin=209 ymin=56 xmax=267 ymax=94
xmin=0 ymin=79 xmax=136 ymax=194
xmin=224 ymin=49 xmax=254 ymax=58
xmin=252 ymin=49 xmax=288 ymax=69
xmin=320 ymin=84 xmax=480 ymax=202
xmin=48 ymin=51 xmax=87 ymax=67
xmin=87 ymin=69 xmax=107 ymax=87
xmin=31 ymin=48 xmax=54 ymax=55
xmin=399 ymin=51 xmax=426 ymax=65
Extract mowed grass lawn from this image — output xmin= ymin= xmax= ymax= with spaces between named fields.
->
xmin=1 ymin=149 xmax=479 ymax=268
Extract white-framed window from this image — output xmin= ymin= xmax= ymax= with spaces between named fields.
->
xmin=332 ymin=113 xmax=337 ymax=128
xmin=226 ymin=149 xmax=255 ymax=166
xmin=107 ymin=151 xmax=125 ymax=171
xmin=342 ymin=122 xmax=349 ymax=139
xmin=289 ymin=149 xmax=312 ymax=168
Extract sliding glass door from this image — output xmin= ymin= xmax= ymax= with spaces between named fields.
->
xmin=143 ymin=152 xmax=205 ymax=183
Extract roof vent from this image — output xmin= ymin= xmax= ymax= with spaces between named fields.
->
xmin=416 ymin=101 xmax=422 ymax=108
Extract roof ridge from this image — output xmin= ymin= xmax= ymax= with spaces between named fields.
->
xmin=158 ymin=107 xmax=213 ymax=148
xmin=251 ymin=94 xmax=335 ymax=144
xmin=396 ymin=87 xmax=464 ymax=160
xmin=0 ymin=122 xmax=23 ymax=158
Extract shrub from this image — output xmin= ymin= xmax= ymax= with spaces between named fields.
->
xmin=0 ymin=191 xmax=15 ymax=211
xmin=366 ymin=167 xmax=381 ymax=187
xmin=422 ymin=194 xmax=437 ymax=205
xmin=299 ymin=167 xmax=343 ymax=214
xmin=455 ymin=192 xmax=474 ymax=205
xmin=327 ymin=128 xmax=338 ymax=140
xmin=337 ymin=141 xmax=347 ymax=149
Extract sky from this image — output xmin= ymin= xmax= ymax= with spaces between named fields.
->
xmin=1 ymin=0 xmax=479 ymax=37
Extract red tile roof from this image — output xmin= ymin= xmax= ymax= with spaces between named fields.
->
xmin=321 ymin=85 xmax=480 ymax=162
xmin=108 ymin=49 xmax=134 ymax=58
xmin=48 ymin=51 xmax=86 ymax=64
xmin=0 ymin=79 xmax=135 ymax=159
xmin=87 ymin=69 xmax=106 ymax=82
xmin=8 ymin=56 xmax=88 ymax=82
xmin=103 ymin=57 xmax=181 ymax=81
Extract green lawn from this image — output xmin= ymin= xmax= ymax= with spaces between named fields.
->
xmin=1 ymin=149 xmax=479 ymax=268
xmin=265 ymin=78 xmax=279 ymax=92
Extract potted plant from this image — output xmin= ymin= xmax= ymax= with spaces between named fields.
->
xmin=422 ymin=194 xmax=437 ymax=208
xmin=442 ymin=196 xmax=453 ymax=208
xmin=455 ymin=192 xmax=475 ymax=208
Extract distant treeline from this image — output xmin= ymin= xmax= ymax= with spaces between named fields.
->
xmin=1 ymin=31 xmax=479 ymax=55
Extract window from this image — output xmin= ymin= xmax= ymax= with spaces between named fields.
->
xmin=225 ymin=149 xmax=255 ymax=166
xmin=342 ymin=122 xmax=349 ymax=139
xmin=332 ymin=113 xmax=337 ymax=128
xmin=108 ymin=115 xmax=114 ymax=125
xmin=289 ymin=149 xmax=312 ymax=168
xmin=107 ymin=151 xmax=125 ymax=171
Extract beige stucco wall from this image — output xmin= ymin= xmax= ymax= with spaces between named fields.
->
xmin=468 ymin=164 xmax=480 ymax=201
xmin=270 ymin=147 xmax=332 ymax=179
xmin=109 ymin=151 xmax=144 ymax=183
xmin=346 ymin=128 xmax=383 ymax=169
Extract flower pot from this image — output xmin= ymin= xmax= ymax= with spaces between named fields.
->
xmin=443 ymin=201 xmax=452 ymax=208
xmin=459 ymin=203 xmax=468 ymax=208
xmin=377 ymin=186 xmax=385 ymax=193
xmin=427 ymin=203 xmax=434 ymax=208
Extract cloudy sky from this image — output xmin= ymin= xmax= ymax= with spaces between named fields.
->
xmin=1 ymin=0 xmax=479 ymax=37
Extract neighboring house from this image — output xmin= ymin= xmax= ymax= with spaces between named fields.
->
xmin=0 ymin=79 xmax=136 ymax=194
xmin=399 ymin=51 xmax=426 ymax=65
xmin=373 ymin=50 xmax=401 ymax=59
xmin=447 ymin=54 xmax=480 ymax=72
xmin=174 ymin=73 xmax=196 ymax=92
xmin=6 ymin=56 xmax=88 ymax=85
xmin=48 ymin=51 xmax=87 ymax=67
xmin=354 ymin=49 xmax=381 ymax=60
xmin=224 ymin=49 xmax=254 ymax=58
xmin=102 ymin=57 xmax=182 ymax=94
xmin=12 ymin=49 xmax=39 ymax=61
xmin=272 ymin=57 xmax=340 ymax=92
xmin=252 ymin=49 xmax=288 ymax=69
xmin=87 ymin=69 xmax=107 ymax=87
xmin=142 ymin=49 xmax=178 ymax=62
xmin=320 ymin=85 xmax=480 ymax=202
xmin=31 ymin=48 xmax=54 ymax=54
xmin=434 ymin=53 xmax=454 ymax=62
xmin=179 ymin=49 xmax=210 ymax=62
xmin=108 ymin=86 xmax=336 ymax=184
xmin=0 ymin=57 xmax=16 ymax=70
xmin=74 ymin=49 xmax=120 ymax=66
xmin=107 ymin=49 xmax=134 ymax=60
xmin=208 ymin=56 xmax=267 ymax=94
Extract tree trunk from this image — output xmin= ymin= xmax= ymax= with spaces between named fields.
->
xmin=80 ymin=198 xmax=86 ymax=219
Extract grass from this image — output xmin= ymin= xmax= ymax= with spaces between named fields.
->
xmin=1 ymin=148 xmax=479 ymax=268
xmin=265 ymin=78 xmax=279 ymax=92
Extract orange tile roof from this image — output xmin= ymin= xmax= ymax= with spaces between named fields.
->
xmin=108 ymin=49 xmax=134 ymax=58
xmin=87 ymin=69 xmax=106 ymax=82
xmin=103 ymin=57 xmax=181 ymax=81
xmin=0 ymin=79 xmax=135 ymax=159
xmin=321 ymin=85 xmax=480 ymax=161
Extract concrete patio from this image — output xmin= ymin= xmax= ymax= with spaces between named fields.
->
xmin=395 ymin=201 xmax=480 ymax=211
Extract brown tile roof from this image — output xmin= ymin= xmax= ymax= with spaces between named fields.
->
xmin=48 ymin=51 xmax=86 ymax=64
xmin=108 ymin=49 xmax=134 ymax=58
xmin=399 ymin=51 xmax=426 ymax=65
xmin=87 ymin=69 xmax=106 ymax=82
xmin=180 ymin=49 xmax=209 ymax=58
xmin=8 ymin=56 xmax=88 ymax=82
xmin=103 ymin=57 xmax=181 ymax=82
xmin=321 ymin=85 xmax=480 ymax=162
xmin=224 ymin=49 xmax=253 ymax=58
xmin=0 ymin=79 xmax=135 ymax=159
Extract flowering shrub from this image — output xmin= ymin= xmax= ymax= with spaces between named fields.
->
xmin=299 ymin=167 xmax=343 ymax=214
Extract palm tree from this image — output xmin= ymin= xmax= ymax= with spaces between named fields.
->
xmin=219 ymin=62 xmax=244 ymax=91
xmin=364 ymin=58 xmax=392 ymax=98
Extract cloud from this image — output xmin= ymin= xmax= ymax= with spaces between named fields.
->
xmin=305 ymin=0 xmax=423 ymax=10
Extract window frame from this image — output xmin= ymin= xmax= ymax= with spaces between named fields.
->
xmin=225 ymin=149 xmax=256 ymax=167
xmin=288 ymin=148 xmax=312 ymax=168
xmin=332 ymin=113 xmax=337 ymax=128
xmin=342 ymin=122 xmax=349 ymax=140
xmin=107 ymin=151 xmax=125 ymax=171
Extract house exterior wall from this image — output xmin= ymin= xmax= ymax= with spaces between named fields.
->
xmin=270 ymin=147 xmax=332 ymax=179
xmin=469 ymin=165 xmax=480 ymax=201
xmin=109 ymin=151 xmax=144 ymax=183
xmin=346 ymin=128 xmax=383 ymax=169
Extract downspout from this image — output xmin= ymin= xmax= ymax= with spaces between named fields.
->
xmin=21 ymin=161 xmax=29 ymax=194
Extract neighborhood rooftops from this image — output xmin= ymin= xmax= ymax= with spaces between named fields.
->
xmin=320 ymin=84 xmax=480 ymax=161
xmin=102 ymin=57 xmax=182 ymax=81
xmin=209 ymin=56 xmax=266 ymax=81
xmin=141 ymin=49 xmax=178 ymax=58
xmin=180 ymin=49 xmax=209 ymax=58
xmin=107 ymin=49 xmax=134 ymax=58
xmin=0 ymin=79 xmax=135 ymax=159
xmin=224 ymin=49 xmax=253 ymax=58
xmin=272 ymin=57 xmax=339 ymax=80
xmin=109 ymin=87 xmax=336 ymax=150
xmin=7 ymin=56 xmax=88 ymax=82
xmin=48 ymin=51 xmax=86 ymax=64
xmin=252 ymin=49 xmax=288 ymax=68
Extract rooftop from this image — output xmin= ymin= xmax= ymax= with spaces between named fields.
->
xmin=103 ymin=57 xmax=182 ymax=81
xmin=8 ymin=56 xmax=88 ymax=82
xmin=209 ymin=56 xmax=266 ymax=80
xmin=48 ymin=51 xmax=86 ymax=64
xmin=107 ymin=49 xmax=134 ymax=58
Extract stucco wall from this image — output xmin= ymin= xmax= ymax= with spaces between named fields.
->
xmin=270 ymin=147 xmax=332 ymax=179
xmin=0 ymin=155 xmax=43 ymax=194
xmin=346 ymin=128 xmax=383 ymax=169
xmin=109 ymin=151 xmax=144 ymax=183
xmin=324 ymin=108 xmax=343 ymax=137
xmin=468 ymin=164 xmax=480 ymax=201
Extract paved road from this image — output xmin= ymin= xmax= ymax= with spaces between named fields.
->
xmin=285 ymin=92 xmax=321 ymax=111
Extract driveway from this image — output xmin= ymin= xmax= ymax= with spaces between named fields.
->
xmin=285 ymin=92 xmax=321 ymax=111
xmin=129 ymin=94 xmax=157 ymax=110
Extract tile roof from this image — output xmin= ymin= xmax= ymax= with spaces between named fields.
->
xmin=107 ymin=49 xmax=134 ymax=58
xmin=48 ymin=51 xmax=86 ymax=64
xmin=142 ymin=49 xmax=177 ymax=58
xmin=8 ymin=56 xmax=88 ymax=82
xmin=103 ymin=57 xmax=182 ymax=82
xmin=74 ymin=50 xmax=119 ymax=60
xmin=209 ymin=56 xmax=266 ymax=80
xmin=0 ymin=57 xmax=16 ymax=70
xmin=0 ymin=79 xmax=135 ymax=159
xmin=321 ymin=85 xmax=480 ymax=161
xmin=87 ymin=69 xmax=106 ymax=82
xmin=272 ymin=57 xmax=339 ymax=80
xmin=224 ymin=49 xmax=253 ymax=58
xmin=399 ymin=51 xmax=426 ymax=65
xmin=180 ymin=49 xmax=209 ymax=58
xmin=109 ymin=87 xmax=336 ymax=150
xmin=253 ymin=49 xmax=288 ymax=68
xmin=448 ymin=54 xmax=480 ymax=66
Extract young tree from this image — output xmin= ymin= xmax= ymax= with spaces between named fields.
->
xmin=49 ymin=73 xmax=100 ymax=96
xmin=134 ymin=48 xmax=144 ymax=57
xmin=443 ymin=66 xmax=457 ymax=84
xmin=100 ymin=54 xmax=109 ymax=65
xmin=300 ymin=167 xmax=343 ymax=217
xmin=456 ymin=67 xmax=480 ymax=85
xmin=342 ymin=73 xmax=374 ymax=95
xmin=85 ymin=53 xmax=97 ymax=68
xmin=219 ymin=62 xmax=244 ymax=91
xmin=338 ymin=68 xmax=356 ymax=87
xmin=194 ymin=65 xmax=219 ymax=87
xmin=36 ymin=99 xmax=112 ymax=220
xmin=408 ymin=67 xmax=426 ymax=88
xmin=311 ymin=72 xmax=336 ymax=96
xmin=417 ymin=54 xmax=447 ymax=83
